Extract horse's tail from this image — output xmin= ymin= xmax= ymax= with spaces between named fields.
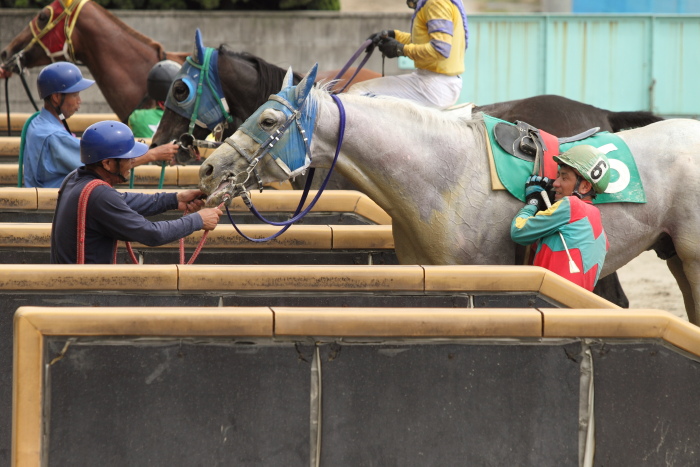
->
xmin=608 ymin=111 xmax=664 ymax=132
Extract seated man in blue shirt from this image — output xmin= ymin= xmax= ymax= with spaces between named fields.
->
xmin=23 ymin=62 xmax=178 ymax=188
xmin=50 ymin=120 xmax=222 ymax=264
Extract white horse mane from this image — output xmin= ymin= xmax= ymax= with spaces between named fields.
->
xmin=309 ymin=85 xmax=483 ymax=134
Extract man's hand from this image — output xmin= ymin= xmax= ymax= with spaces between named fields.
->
xmin=524 ymin=175 xmax=552 ymax=211
xmin=177 ymin=189 xmax=206 ymax=212
xmin=367 ymin=30 xmax=394 ymax=45
xmin=146 ymin=142 xmax=178 ymax=166
xmin=366 ymin=30 xmax=394 ymax=53
xmin=0 ymin=67 xmax=12 ymax=79
xmin=198 ymin=207 xmax=223 ymax=231
xmin=378 ymin=37 xmax=404 ymax=58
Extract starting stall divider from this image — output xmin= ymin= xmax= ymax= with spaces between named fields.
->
xmin=0 ymin=163 xmax=227 ymax=188
xmin=0 ymin=223 xmax=394 ymax=250
xmin=0 ymin=189 xmax=391 ymax=225
xmin=12 ymin=304 xmax=700 ymax=466
xmin=0 ymin=113 xmax=118 ymax=134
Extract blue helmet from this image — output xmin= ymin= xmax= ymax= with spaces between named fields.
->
xmin=80 ymin=121 xmax=148 ymax=164
xmin=37 ymin=62 xmax=95 ymax=99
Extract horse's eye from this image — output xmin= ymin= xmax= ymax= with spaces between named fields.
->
xmin=172 ymin=80 xmax=190 ymax=102
xmin=260 ymin=117 xmax=276 ymax=131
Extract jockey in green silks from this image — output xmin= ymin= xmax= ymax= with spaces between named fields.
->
xmin=511 ymin=145 xmax=611 ymax=292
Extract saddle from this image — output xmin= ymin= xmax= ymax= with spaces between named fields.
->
xmin=494 ymin=120 xmax=599 ymax=162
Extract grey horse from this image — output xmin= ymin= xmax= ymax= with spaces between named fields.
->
xmin=199 ymin=65 xmax=700 ymax=325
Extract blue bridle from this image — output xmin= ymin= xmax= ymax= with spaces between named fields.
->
xmin=233 ymin=83 xmax=317 ymax=177
xmin=219 ymin=66 xmax=345 ymax=242
xmin=164 ymin=45 xmax=233 ymax=134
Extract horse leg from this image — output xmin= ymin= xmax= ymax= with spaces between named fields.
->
xmin=593 ymin=273 xmax=629 ymax=308
xmin=666 ymin=255 xmax=695 ymax=322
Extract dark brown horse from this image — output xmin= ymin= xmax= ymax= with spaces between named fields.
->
xmin=0 ymin=0 xmax=379 ymax=122
xmin=475 ymin=95 xmax=662 ymax=135
xmin=151 ymin=42 xmax=377 ymax=153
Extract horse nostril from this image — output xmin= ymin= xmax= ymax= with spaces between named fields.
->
xmin=204 ymin=164 xmax=213 ymax=177
xmin=0 ymin=51 xmax=6 ymax=61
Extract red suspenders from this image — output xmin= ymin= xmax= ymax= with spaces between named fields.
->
xmin=76 ymin=179 xmax=137 ymax=264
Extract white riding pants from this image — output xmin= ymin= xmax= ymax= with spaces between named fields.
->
xmin=346 ymin=68 xmax=462 ymax=109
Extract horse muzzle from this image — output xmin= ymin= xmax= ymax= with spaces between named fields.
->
xmin=0 ymin=53 xmax=22 ymax=75
xmin=204 ymin=177 xmax=242 ymax=207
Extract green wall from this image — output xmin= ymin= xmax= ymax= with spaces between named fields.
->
xmin=456 ymin=14 xmax=700 ymax=116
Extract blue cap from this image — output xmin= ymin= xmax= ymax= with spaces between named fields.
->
xmin=37 ymin=62 xmax=94 ymax=99
xmin=80 ymin=121 xmax=148 ymax=164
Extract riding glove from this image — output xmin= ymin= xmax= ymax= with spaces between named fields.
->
xmin=378 ymin=37 xmax=404 ymax=58
xmin=367 ymin=30 xmax=395 ymax=44
xmin=524 ymin=175 xmax=553 ymax=211
xmin=366 ymin=30 xmax=395 ymax=53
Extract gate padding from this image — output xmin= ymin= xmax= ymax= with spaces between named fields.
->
xmin=0 ymin=264 xmax=618 ymax=465
xmin=0 ymin=136 xmax=218 ymax=161
xmin=0 ymin=264 xmax=614 ymax=309
xmin=13 ymin=306 xmax=700 ymax=466
xmin=0 ymin=224 xmax=393 ymax=250
xmin=0 ymin=164 xmax=239 ymax=187
xmin=0 ymin=189 xmax=390 ymax=224
xmin=0 ymin=113 xmax=117 ymax=134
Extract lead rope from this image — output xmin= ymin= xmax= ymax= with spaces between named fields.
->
xmin=76 ymin=179 xmax=138 ymax=264
xmin=4 ymin=57 xmax=40 ymax=139
xmin=179 ymin=231 xmax=209 ymax=264
xmin=4 ymin=79 xmax=10 ymax=137
xmin=329 ymin=39 xmax=375 ymax=94
xmin=177 ymin=203 xmax=221 ymax=264
xmin=180 ymin=207 xmax=209 ymax=264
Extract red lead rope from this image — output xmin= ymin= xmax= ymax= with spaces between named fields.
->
xmin=178 ymin=204 xmax=217 ymax=265
xmin=179 ymin=231 xmax=210 ymax=264
xmin=76 ymin=179 xmax=137 ymax=264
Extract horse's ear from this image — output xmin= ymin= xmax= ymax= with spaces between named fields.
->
xmin=280 ymin=67 xmax=295 ymax=92
xmin=294 ymin=63 xmax=318 ymax=107
xmin=193 ymin=29 xmax=205 ymax=64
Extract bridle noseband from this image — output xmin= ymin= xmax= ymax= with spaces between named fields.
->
xmin=218 ymin=93 xmax=346 ymax=243
xmin=218 ymin=95 xmax=309 ymax=201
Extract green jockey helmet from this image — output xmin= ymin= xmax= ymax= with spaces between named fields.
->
xmin=553 ymin=144 xmax=611 ymax=194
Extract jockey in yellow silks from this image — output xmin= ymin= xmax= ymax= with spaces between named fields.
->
xmin=348 ymin=0 xmax=468 ymax=109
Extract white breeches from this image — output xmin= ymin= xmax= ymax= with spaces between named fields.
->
xmin=346 ymin=68 xmax=462 ymax=109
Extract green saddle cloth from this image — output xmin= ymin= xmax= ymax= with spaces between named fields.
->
xmin=483 ymin=115 xmax=646 ymax=204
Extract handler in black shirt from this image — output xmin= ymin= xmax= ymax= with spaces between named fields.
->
xmin=50 ymin=121 xmax=222 ymax=264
